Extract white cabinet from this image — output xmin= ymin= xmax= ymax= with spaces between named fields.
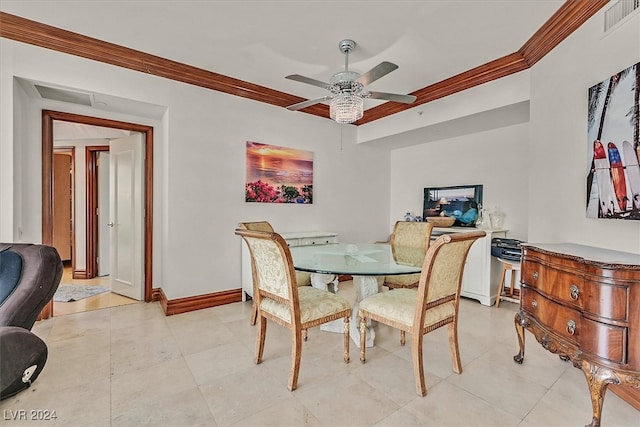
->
xmin=241 ymin=231 xmax=338 ymax=301
xmin=433 ymin=227 xmax=506 ymax=306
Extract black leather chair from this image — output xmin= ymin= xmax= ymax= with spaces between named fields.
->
xmin=0 ymin=243 xmax=63 ymax=399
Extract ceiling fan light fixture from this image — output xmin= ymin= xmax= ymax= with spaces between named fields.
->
xmin=286 ymin=38 xmax=415 ymax=123
xmin=330 ymin=92 xmax=363 ymax=124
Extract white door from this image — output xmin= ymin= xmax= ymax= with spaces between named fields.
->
xmin=97 ymin=152 xmax=110 ymax=276
xmin=109 ymin=134 xmax=144 ymax=300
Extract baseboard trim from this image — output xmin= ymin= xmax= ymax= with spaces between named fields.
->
xmin=72 ymin=269 xmax=89 ymax=279
xmin=152 ymin=287 xmax=242 ymax=316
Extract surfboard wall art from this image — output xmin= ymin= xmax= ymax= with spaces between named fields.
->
xmin=586 ymin=61 xmax=640 ymax=220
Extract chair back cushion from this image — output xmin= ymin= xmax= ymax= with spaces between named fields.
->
xmin=414 ymin=231 xmax=485 ymax=327
xmin=0 ymin=250 xmax=23 ymax=306
xmin=390 ymin=221 xmax=433 ymax=250
xmin=0 ymin=244 xmax=63 ymax=330
xmin=424 ymin=241 xmax=474 ymax=303
xmin=236 ymin=231 xmax=293 ymax=301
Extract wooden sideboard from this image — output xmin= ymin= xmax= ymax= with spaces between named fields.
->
xmin=514 ymin=243 xmax=640 ymax=427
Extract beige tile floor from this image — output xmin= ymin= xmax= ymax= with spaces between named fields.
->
xmin=1 ymin=281 xmax=638 ymax=427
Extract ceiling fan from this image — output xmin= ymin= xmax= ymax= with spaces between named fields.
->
xmin=285 ymin=39 xmax=417 ymax=123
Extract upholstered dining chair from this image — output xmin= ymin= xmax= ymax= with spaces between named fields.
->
xmin=383 ymin=221 xmax=433 ymax=290
xmin=238 ymin=221 xmax=311 ymax=326
xmin=235 ymin=228 xmax=352 ymax=391
xmin=359 ymin=230 xmax=486 ymax=396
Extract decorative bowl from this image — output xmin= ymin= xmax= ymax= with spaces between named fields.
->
xmin=426 ymin=216 xmax=456 ymax=227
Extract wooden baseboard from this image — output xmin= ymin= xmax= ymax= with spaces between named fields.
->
xmin=72 ymin=269 xmax=89 ymax=279
xmin=152 ymin=287 xmax=242 ymax=316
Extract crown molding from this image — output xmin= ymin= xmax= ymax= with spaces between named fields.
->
xmin=0 ymin=0 xmax=608 ymax=125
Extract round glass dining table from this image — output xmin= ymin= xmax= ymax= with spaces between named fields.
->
xmin=289 ymin=243 xmax=424 ymax=347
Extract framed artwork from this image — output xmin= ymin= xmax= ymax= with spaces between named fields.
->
xmin=586 ymin=62 xmax=640 ymax=220
xmin=245 ymin=141 xmax=313 ymax=204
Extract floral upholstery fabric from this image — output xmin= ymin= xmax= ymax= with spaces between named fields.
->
xmin=392 ymin=222 xmax=433 ymax=249
xmin=359 ymin=288 xmax=454 ymax=329
xmin=239 ymin=221 xmax=311 ymax=287
xmin=385 ymin=222 xmax=433 ymax=287
xmin=425 ymin=242 xmax=472 ymax=303
xmin=244 ymin=237 xmax=290 ymax=300
xmin=385 ymin=273 xmax=420 ymax=287
xmin=261 ymin=286 xmax=350 ymax=324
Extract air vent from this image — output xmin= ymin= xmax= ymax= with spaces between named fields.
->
xmin=34 ymin=84 xmax=93 ymax=106
xmin=604 ymin=0 xmax=639 ymax=31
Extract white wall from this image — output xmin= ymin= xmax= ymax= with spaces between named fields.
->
xmin=389 ymin=121 xmax=530 ymax=241
xmin=528 ymin=8 xmax=640 ymax=253
xmin=387 ymin=8 xmax=640 ymax=254
xmin=0 ymin=39 xmax=391 ymax=300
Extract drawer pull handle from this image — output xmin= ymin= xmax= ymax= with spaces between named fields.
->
xmin=533 ymin=271 xmax=539 ymax=280
xmin=566 ymin=320 xmax=576 ymax=335
xmin=569 ymin=284 xmax=580 ymax=301
xmin=531 ymin=300 xmax=537 ymax=309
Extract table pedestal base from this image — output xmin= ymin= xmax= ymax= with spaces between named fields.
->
xmin=309 ymin=273 xmax=381 ymax=347
xmin=311 ymin=274 xmax=343 ymax=333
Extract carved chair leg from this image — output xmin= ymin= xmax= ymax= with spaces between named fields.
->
xmin=302 ymin=329 xmax=308 ymax=341
xmin=288 ymin=329 xmax=303 ymax=391
xmin=359 ymin=317 xmax=367 ymax=363
xmin=448 ymin=321 xmax=462 ymax=374
xmin=412 ymin=333 xmax=427 ymax=396
xmin=343 ymin=315 xmax=350 ymax=363
xmin=250 ymin=301 xmax=258 ymax=325
xmin=400 ymin=330 xmax=406 ymax=346
xmin=513 ymin=312 xmax=526 ymax=364
xmin=255 ymin=315 xmax=267 ymax=364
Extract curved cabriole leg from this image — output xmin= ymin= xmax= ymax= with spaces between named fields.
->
xmin=448 ymin=321 xmax=462 ymax=374
xmin=288 ymin=329 xmax=303 ymax=391
xmin=343 ymin=315 xmax=350 ymax=363
xmin=359 ymin=317 xmax=367 ymax=363
xmin=581 ymin=359 xmax=619 ymax=427
xmin=514 ymin=313 xmax=525 ymax=364
xmin=255 ymin=315 xmax=266 ymax=364
xmin=250 ymin=301 xmax=258 ymax=325
xmin=412 ymin=333 xmax=427 ymax=396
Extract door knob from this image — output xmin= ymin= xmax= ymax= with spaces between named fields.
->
xmin=107 ymin=222 xmax=114 ymax=227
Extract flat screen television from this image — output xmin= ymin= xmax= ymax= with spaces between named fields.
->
xmin=423 ymin=184 xmax=483 ymax=227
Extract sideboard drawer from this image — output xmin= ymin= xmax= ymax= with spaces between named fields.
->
xmin=299 ymin=236 xmax=337 ymax=246
xmin=522 ymin=261 xmax=584 ymax=304
xmin=580 ymin=280 xmax=628 ymax=322
xmin=522 ymin=287 xmax=627 ymax=363
xmin=579 ymin=318 xmax=627 ymax=364
xmin=522 ymin=261 xmax=629 ymax=321
xmin=521 ymin=287 xmax=580 ymax=345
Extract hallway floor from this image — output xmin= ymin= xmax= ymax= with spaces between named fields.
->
xmin=2 ymin=281 xmax=637 ymax=426
xmin=53 ymin=266 xmax=137 ymax=316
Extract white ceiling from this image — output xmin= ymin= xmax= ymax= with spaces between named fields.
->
xmin=1 ymin=0 xmax=565 ymax=110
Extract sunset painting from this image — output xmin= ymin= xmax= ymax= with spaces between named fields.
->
xmin=245 ymin=142 xmax=313 ymax=204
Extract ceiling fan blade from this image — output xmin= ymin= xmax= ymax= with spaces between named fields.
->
xmin=286 ymin=96 xmax=332 ymax=111
xmin=368 ymin=91 xmax=417 ymax=104
xmin=356 ymin=62 xmax=399 ymax=86
xmin=285 ymin=74 xmax=330 ymax=90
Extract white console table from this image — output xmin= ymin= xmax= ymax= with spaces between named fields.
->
xmin=433 ymin=227 xmax=507 ymax=306
xmin=241 ymin=231 xmax=338 ymax=301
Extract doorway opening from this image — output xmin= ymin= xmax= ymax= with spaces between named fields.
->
xmin=42 ymin=110 xmax=154 ymax=316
